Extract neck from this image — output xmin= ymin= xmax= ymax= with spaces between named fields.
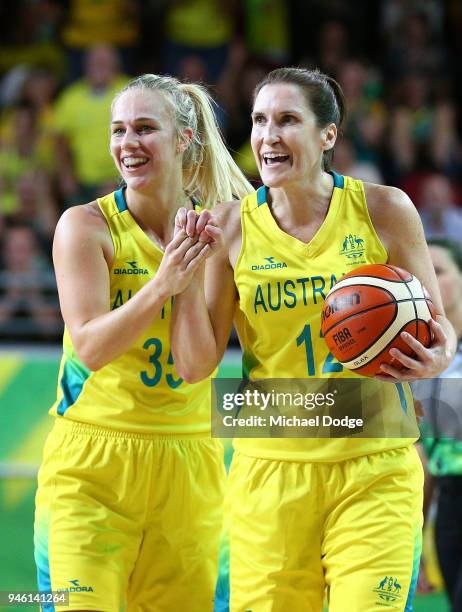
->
xmin=268 ymin=171 xmax=334 ymax=225
xmin=125 ymin=178 xmax=191 ymax=246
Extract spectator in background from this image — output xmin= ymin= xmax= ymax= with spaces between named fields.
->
xmin=0 ymin=222 xmax=60 ymax=342
xmin=224 ymin=59 xmax=268 ymax=184
xmin=388 ymin=72 xmax=458 ymax=181
xmin=52 ymin=44 xmax=129 ymax=206
xmin=315 ymin=19 xmax=351 ymax=77
xmin=333 ymin=137 xmax=384 ymax=184
xmin=413 ymin=238 xmax=462 ymax=612
xmin=0 ymin=102 xmax=53 ymax=215
xmin=417 ymin=173 xmax=462 ymax=241
xmin=0 ymin=0 xmax=65 ymax=82
xmin=337 ymin=59 xmax=387 ymax=166
xmin=380 ymin=0 xmax=444 ymax=36
xmin=61 ymin=0 xmax=140 ymax=81
xmin=215 ymin=0 xmax=291 ymax=137
xmin=243 ymin=0 xmax=290 ymax=67
xmin=14 ymin=170 xmax=59 ymax=249
xmin=163 ymin=0 xmax=238 ymax=85
xmin=18 ymin=66 xmax=61 ymax=193
xmin=382 ymin=7 xmax=448 ymax=86
xmin=176 ymin=54 xmax=208 ymax=84
xmin=289 ymin=2 xmax=381 ymax=67
xmin=21 ymin=66 xmax=59 ymax=145
xmin=173 ymin=52 xmax=231 ymax=132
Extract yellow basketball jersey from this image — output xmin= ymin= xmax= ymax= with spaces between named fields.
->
xmin=50 ymin=189 xmax=212 ymax=435
xmin=233 ymin=171 xmax=418 ymax=461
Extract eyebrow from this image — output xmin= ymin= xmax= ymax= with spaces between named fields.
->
xmin=111 ymin=117 xmax=156 ymax=124
xmin=251 ymin=109 xmax=302 ymax=116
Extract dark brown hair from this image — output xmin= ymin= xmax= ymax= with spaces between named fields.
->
xmin=254 ymin=67 xmax=346 ymax=170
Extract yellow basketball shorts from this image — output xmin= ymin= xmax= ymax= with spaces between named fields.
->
xmin=34 ymin=418 xmax=226 ymax=612
xmin=227 ymin=445 xmax=424 ymax=612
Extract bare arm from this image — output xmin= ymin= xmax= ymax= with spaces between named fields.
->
xmin=171 ymin=203 xmax=240 ymax=382
xmin=55 ymin=203 xmax=209 ymax=370
xmin=366 ymin=183 xmax=457 ymax=379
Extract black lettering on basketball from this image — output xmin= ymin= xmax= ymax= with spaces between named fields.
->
xmin=333 ymin=328 xmax=352 ymax=345
xmin=321 ymin=293 xmax=361 ymax=323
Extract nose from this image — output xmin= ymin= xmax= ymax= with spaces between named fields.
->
xmin=262 ymin=120 xmax=281 ymax=144
xmin=121 ymin=126 xmax=139 ymax=149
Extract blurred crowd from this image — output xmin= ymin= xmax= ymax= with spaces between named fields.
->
xmin=0 ymin=0 xmax=462 ymax=343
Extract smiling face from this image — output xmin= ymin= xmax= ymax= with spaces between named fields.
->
xmin=110 ymin=88 xmax=185 ymax=192
xmin=251 ymin=83 xmax=336 ymax=188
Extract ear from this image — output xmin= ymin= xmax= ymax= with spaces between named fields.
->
xmin=177 ymin=127 xmax=193 ymax=154
xmin=321 ymin=123 xmax=337 ymax=151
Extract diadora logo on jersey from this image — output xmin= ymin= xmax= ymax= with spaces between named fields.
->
xmin=56 ymin=579 xmax=94 ymax=593
xmin=113 ymin=260 xmax=149 ymax=275
xmin=372 ymin=575 xmax=403 ymax=606
xmin=251 ymin=256 xmax=288 ymax=271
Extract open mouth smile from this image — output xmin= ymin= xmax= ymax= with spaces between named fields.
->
xmin=122 ymin=157 xmax=149 ymax=168
xmin=262 ymin=153 xmax=290 ymax=166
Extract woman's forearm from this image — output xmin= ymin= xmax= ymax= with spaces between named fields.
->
xmin=71 ymin=276 xmax=171 ymax=370
xmin=171 ymin=271 xmax=219 ymax=383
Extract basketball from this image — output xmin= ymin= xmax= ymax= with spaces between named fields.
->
xmin=320 ymin=264 xmax=436 ymax=377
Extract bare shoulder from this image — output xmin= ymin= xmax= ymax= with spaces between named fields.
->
xmin=364 ymin=182 xmax=414 ymax=217
xmin=56 ymin=201 xmax=107 ymax=233
xmin=364 ymin=182 xmax=420 ymax=244
xmin=211 ymin=199 xmax=243 ymax=267
xmin=364 ymin=182 xmax=427 ymax=260
xmin=213 ymin=199 xmax=242 ymax=240
xmin=364 ymin=182 xmax=445 ymax=315
xmin=54 ymin=201 xmax=113 ymax=258
xmin=213 ymin=199 xmax=241 ymax=226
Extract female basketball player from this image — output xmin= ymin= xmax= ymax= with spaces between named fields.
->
xmin=171 ymin=67 xmax=457 ymax=611
xmin=34 ymin=74 xmax=252 ymax=612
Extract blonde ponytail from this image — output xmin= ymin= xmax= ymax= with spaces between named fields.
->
xmin=113 ymin=74 xmax=253 ymax=208
xmin=179 ymin=83 xmax=253 ymax=208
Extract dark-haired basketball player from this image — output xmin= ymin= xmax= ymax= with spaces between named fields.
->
xmin=172 ymin=67 xmax=456 ymax=611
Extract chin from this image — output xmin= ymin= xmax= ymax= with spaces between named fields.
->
xmin=124 ymin=171 xmax=150 ymax=185
xmin=260 ymin=167 xmax=292 ymax=188
xmin=261 ymin=174 xmax=288 ymax=188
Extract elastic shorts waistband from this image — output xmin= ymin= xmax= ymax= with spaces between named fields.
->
xmin=53 ymin=417 xmax=212 ymax=441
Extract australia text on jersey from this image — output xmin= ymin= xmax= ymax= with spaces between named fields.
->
xmin=253 ymin=274 xmax=344 ymax=314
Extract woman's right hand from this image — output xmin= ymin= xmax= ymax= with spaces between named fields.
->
xmin=174 ymin=207 xmax=225 ymax=255
xmin=155 ymin=229 xmax=211 ymax=297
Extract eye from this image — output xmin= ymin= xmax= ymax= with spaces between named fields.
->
xmin=252 ymin=114 xmax=265 ymax=125
xmin=281 ymin=114 xmax=296 ymax=124
xmin=138 ymin=124 xmax=155 ymax=133
xmin=112 ymin=127 xmax=125 ymax=136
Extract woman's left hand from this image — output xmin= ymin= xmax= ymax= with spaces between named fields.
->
xmin=376 ymin=318 xmax=452 ymax=381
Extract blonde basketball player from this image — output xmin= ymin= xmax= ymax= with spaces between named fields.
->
xmin=34 ymin=74 xmax=252 ymax=612
xmin=171 ymin=68 xmax=456 ymax=611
